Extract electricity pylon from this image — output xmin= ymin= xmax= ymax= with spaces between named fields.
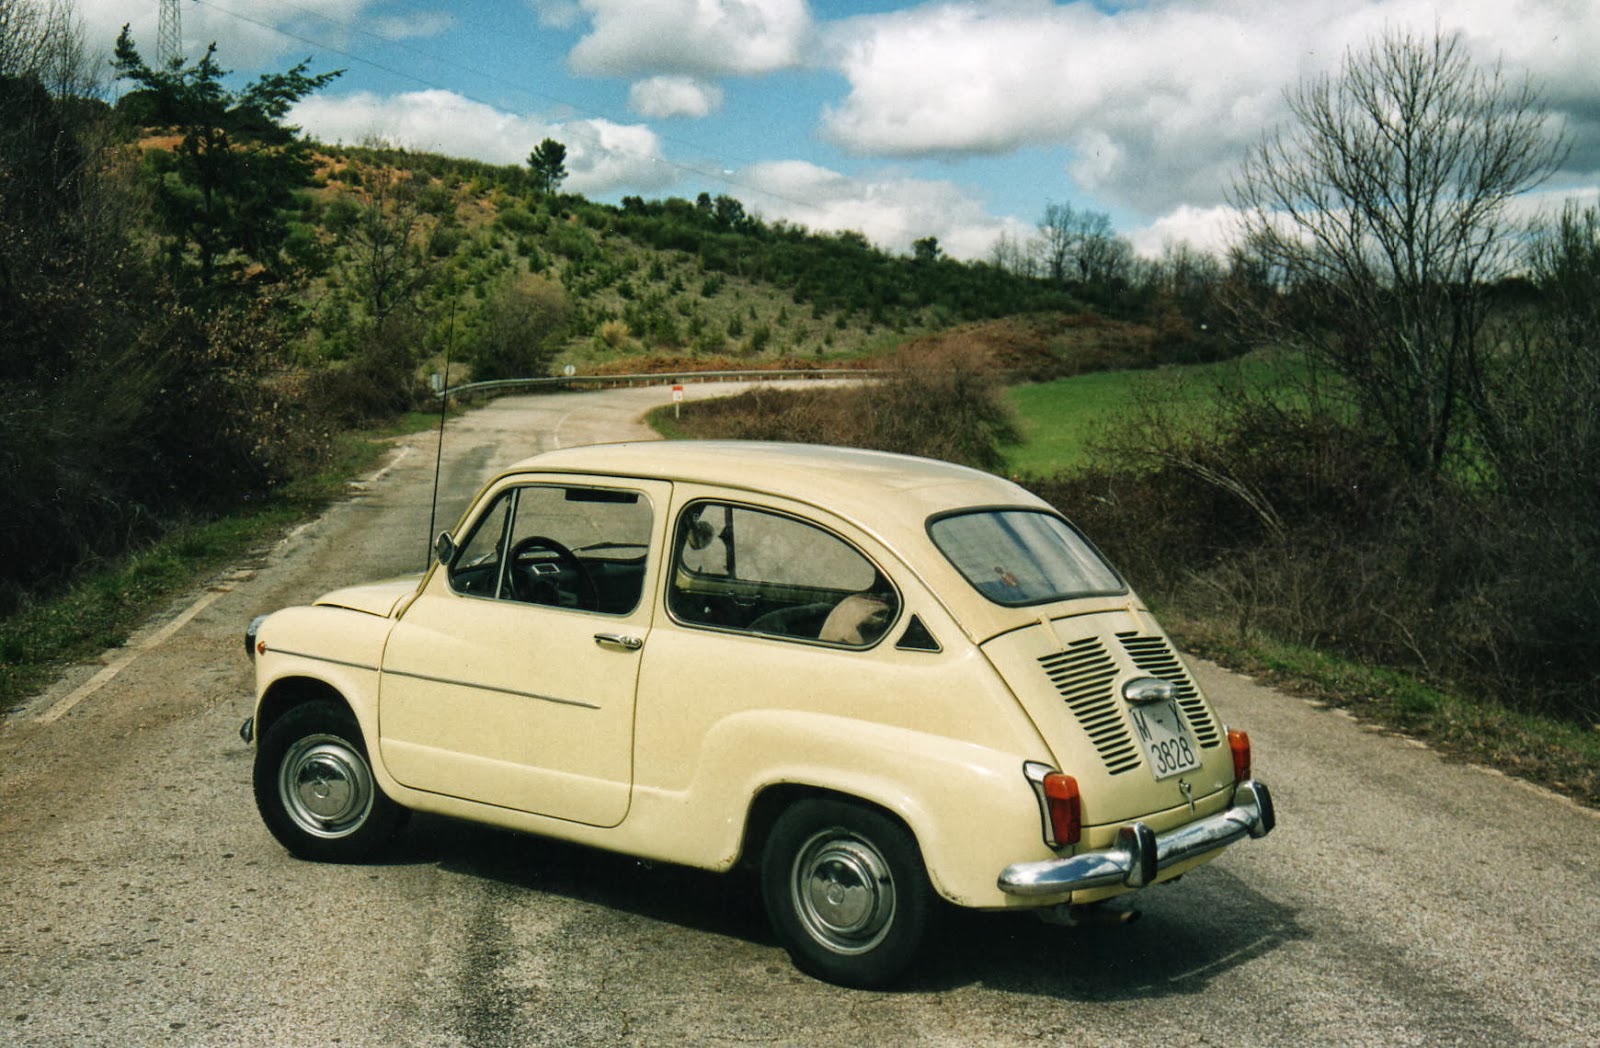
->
xmin=156 ymin=0 xmax=182 ymax=67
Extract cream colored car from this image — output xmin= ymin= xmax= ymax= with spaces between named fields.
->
xmin=242 ymin=441 xmax=1275 ymax=987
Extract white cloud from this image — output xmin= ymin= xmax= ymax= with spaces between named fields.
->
xmin=291 ymin=90 xmax=537 ymax=165
xmin=732 ymin=160 xmax=1021 ymax=260
xmin=1127 ymin=204 xmax=1242 ymax=260
xmin=84 ymin=0 xmax=1600 ymax=258
xmin=369 ymin=12 xmax=456 ymax=42
xmin=567 ymin=0 xmax=812 ymax=77
xmin=288 ymin=90 xmax=675 ymax=196
xmin=817 ymin=0 xmax=1600 ymax=219
xmin=567 ymin=119 xmax=680 ymax=194
xmin=527 ymin=0 xmax=584 ymax=30
xmin=629 ymin=76 xmax=725 ymax=119
xmin=817 ymin=0 xmax=1309 ymax=216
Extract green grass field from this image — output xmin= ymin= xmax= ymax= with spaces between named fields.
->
xmin=1003 ymin=364 xmax=1216 ymax=475
xmin=1002 ymin=351 xmax=1302 ymax=476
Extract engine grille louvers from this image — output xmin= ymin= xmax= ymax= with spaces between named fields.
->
xmin=1036 ymin=630 xmax=1222 ymax=776
xmin=1115 ymin=631 xmax=1222 ymax=749
xmin=1038 ymin=637 xmax=1143 ymax=775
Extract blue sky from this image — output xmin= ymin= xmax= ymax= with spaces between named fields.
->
xmin=86 ymin=1 xmax=1600 ymax=259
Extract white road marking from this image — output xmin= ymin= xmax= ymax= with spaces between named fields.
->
xmin=35 ymin=584 xmax=234 ymax=724
xmin=32 ymin=446 xmax=422 ymax=727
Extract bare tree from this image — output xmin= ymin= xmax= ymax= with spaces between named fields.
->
xmin=338 ymin=159 xmax=433 ymax=326
xmin=0 ymin=0 xmax=43 ymax=79
xmin=987 ymin=229 xmax=1039 ymax=277
xmin=1037 ymin=201 xmax=1134 ymax=288
xmin=1231 ymin=28 xmax=1566 ymax=475
xmin=1073 ymin=213 xmax=1134 ymax=287
xmin=1 ymin=0 xmax=95 ymax=95
xmin=1038 ymin=202 xmax=1076 ymax=282
xmin=1485 ymin=205 xmax=1600 ymax=510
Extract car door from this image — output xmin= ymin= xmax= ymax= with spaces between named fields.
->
xmin=377 ymin=475 xmax=671 ymax=828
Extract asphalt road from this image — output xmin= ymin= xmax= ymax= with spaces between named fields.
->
xmin=2 ymin=383 xmax=1596 ymax=1047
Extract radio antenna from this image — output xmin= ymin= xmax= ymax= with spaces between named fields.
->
xmin=426 ymin=299 xmax=456 ymax=570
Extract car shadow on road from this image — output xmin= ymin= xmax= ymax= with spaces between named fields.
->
xmin=388 ymin=813 xmax=1307 ymax=999
xmin=392 ymin=813 xmax=770 ymax=940
xmin=921 ymin=868 xmax=1309 ymax=997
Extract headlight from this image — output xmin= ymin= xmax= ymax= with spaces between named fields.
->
xmin=245 ymin=614 xmax=269 ymax=660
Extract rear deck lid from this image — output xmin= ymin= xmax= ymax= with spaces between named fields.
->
xmin=981 ymin=609 xmax=1237 ymax=826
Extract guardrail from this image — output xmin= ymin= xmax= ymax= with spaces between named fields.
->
xmin=438 ymin=368 xmax=887 ymax=400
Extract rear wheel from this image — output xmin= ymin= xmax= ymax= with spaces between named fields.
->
xmin=253 ymin=700 xmax=407 ymax=862
xmin=761 ymin=798 xmax=938 ymax=988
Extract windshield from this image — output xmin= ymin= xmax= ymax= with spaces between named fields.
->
xmin=929 ymin=510 xmax=1125 ymax=606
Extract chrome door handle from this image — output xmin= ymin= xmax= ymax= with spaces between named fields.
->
xmin=593 ymin=632 xmax=643 ymax=651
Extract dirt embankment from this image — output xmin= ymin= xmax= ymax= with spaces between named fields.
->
xmin=895 ymin=311 xmax=1226 ymax=381
xmin=584 ymin=311 xmax=1223 ymax=382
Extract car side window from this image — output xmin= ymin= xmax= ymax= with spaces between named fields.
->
xmin=668 ymin=501 xmax=898 ymax=646
xmin=449 ymin=484 xmax=653 ymax=614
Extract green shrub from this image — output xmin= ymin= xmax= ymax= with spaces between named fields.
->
xmin=1025 ymin=393 xmax=1598 ymax=725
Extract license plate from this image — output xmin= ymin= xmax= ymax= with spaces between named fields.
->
xmin=1129 ymin=699 xmax=1202 ymax=780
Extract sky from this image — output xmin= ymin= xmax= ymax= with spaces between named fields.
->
xmin=79 ymin=0 xmax=1600 ymax=261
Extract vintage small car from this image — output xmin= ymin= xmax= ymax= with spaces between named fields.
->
xmin=241 ymin=440 xmax=1275 ymax=987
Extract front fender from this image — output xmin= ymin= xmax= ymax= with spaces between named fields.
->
xmin=251 ymin=605 xmax=392 ymax=758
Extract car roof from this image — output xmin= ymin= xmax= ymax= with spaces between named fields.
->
xmin=500 ymin=440 xmax=1050 ymax=524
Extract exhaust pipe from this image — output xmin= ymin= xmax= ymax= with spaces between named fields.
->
xmin=1037 ymin=903 xmax=1142 ymax=927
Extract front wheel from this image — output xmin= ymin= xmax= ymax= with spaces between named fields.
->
xmin=253 ymin=700 xmax=407 ymax=863
xmin=761 ymin=798 xmax=939 ymax=988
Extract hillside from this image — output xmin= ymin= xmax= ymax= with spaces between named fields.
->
xmin=6 ymin=88 xmax=1219 ymax=614
xmin=289 ymin=145 xmax=1204 ymax=389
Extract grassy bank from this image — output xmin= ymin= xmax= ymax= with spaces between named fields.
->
xmin=0 ymin=413 xmax=439 ymax=718
xmin=1169 ymin=616 xmax=1600 ymax=805
xmin=1001 ymin=351 xmax=1300 ymax=475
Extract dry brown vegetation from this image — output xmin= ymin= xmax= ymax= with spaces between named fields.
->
xmin=666 ymin=341 xmax=1021 ymax=471
xmin=894 ymin=310 xmax=1228 ymax=381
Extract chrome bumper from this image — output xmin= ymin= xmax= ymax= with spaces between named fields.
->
xmin=998 ymin=780 xmax=1276 ymax=897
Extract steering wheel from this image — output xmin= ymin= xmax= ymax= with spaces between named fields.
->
xmin=509 ymin=535 xmax=599 ymax=610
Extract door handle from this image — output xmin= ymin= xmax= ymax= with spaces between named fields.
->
xmin=593 ymin=632 xmax=643 ymax=651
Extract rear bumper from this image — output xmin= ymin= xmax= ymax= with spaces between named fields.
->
xmin=997 ymin=780 xmax=1276 ymax=897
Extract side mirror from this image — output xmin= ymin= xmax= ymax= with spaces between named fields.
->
xmin=434 ymin=531 xmax=456 ymax=565
xmin=686 ymin=518 xmax=716 ymax=551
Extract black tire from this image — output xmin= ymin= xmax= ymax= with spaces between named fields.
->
xmin=253 ymin=700 xmax=408 ymax=863
xmin=761 ymin=798 xmax=939 ymax=988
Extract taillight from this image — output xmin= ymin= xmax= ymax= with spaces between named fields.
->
xmin=1228 ymin=729 xmax=1252 ymax=782
xmin=1042 ymin=772 xmax=1082 ymax=846
xmin=1024 ymin=763 xmax=1083 ymax=847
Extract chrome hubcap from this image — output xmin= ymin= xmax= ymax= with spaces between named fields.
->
xmin=279 ymin=734 xmax=373 ymax=839
xmin=792 ymin=831 xmax=896 ymax=955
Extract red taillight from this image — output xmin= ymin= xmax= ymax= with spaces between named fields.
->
xmin=1043 ymin=772 xmax=1082 ymax=846
xmin=1228 ymin=729 xmax=1252 ymax=782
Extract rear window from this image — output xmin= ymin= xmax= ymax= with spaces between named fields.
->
xmin=929 ymin=510 xmax=1125 ymax=606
